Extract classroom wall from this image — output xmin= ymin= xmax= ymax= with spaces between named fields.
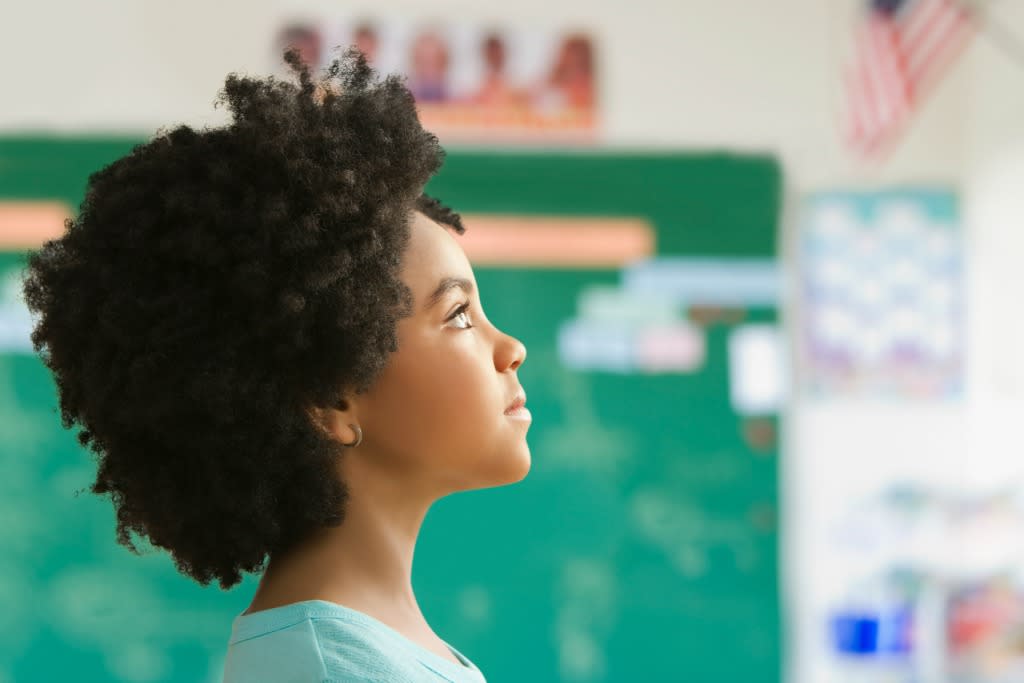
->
xmin=6 ymin=2 xmax=1024 ymax=682
xmin=0 ymin=0 xmax=967 ymax=186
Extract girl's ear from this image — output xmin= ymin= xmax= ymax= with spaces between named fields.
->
xmin=305 ymin=397 xmax=361 ymax=445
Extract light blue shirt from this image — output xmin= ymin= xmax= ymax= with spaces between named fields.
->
xmin=222 ymin=599 xmax=488 ymax=683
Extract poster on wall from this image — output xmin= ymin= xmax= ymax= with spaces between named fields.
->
xmin=271 ymin=17 xmax=598 ymax=145
xmin=798 ymin=189 xmax=964 ymax=400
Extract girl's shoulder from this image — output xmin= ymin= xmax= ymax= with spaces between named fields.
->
xmin=223 ymin=599 xmax=487 ymax=683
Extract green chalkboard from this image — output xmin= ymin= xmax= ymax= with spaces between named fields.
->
xmin=0 ymin=138 xmax=782 ymax=683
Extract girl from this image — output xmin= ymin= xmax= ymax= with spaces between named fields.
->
xmin=21 ymin=48 xmax=531 ymax=682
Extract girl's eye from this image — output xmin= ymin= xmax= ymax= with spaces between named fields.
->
xmin=447 ymin=303 xmax=474 ymax=330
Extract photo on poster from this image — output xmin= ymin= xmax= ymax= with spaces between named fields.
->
xmin=272 ymin=17 xmax=598 ymax=144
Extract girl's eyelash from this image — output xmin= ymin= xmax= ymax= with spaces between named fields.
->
xmin=448 ymin=302 xmax=473 ymax=326
xmin=447 ymin=302 xmax=467 ymax=319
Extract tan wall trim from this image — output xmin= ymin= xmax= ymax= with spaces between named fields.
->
xmin=0 ymin=201 xmax=72 ymax=249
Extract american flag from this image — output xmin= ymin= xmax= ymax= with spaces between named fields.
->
xmin=844 ymin=0 xmax=977 ymax=157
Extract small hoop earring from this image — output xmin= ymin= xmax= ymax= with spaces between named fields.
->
xmin=341 ymin=424 xmax=362 ymax=448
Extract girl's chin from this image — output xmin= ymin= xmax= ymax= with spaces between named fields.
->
xmin=464 ymin=448 xmax=532 ymax=491
xmin=494 ymin=446 xmax=532 ymax=486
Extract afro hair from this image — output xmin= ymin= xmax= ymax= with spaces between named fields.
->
xmin=20 ymin=47 xmax=465 ymax=589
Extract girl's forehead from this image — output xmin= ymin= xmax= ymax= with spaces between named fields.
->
xmin=404 ymin=211 xmax=475 ymax=298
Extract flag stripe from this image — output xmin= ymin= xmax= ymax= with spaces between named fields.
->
xmin=909 ymin=15 xmax=974 ymax=97
xmin=908 ymin=12 xmax=972 ymax=82
xmin=872 ymin=18 xmax=911 ymax=118
xmin=903 ymin=0 xmax=949 ymax=56
xmin=862 ymin=23 xmax=892 ymax=134
xmin=847 ymin=29 xmax=877 ymax=151
xmin=905 ymin=1 xmax=968 ymax=79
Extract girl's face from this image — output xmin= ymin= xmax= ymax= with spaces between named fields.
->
xmin=350 ymin=211 xmax=531 ymax=495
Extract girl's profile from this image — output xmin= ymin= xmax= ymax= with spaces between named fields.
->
xmin=20 ymin=47 xmax=530 ymax=682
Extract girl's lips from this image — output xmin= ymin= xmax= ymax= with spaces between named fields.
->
xmin=504 ymin=405 xmax=532 ymax=421
xmin=504 ymin=392 xmax=530 ymax=420
xmin=504 ymin=391 xmax=526 ymax=414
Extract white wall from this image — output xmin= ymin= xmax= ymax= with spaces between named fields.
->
xmin=0 ymin=0 xmax=969 ymax=186
xmin=783 ymin=3 xmax=1024 ymax=683
xmin=964 ymin=0 xmax=1024 ymax=475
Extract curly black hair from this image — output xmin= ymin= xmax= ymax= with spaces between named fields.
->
xmin=21 ymin=48 xmax=465 ymax=589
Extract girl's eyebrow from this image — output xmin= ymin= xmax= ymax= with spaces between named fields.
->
xmin=424 ymin=276 xmax=474 ymax=311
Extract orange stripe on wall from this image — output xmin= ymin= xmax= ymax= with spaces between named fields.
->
xmin=0 ymin=201 xmax=71 ymax=249
xmin=457 ymin=215 xmax=655 ymax=267
xmin=0 ymin=203 xmax=655 ymax=268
